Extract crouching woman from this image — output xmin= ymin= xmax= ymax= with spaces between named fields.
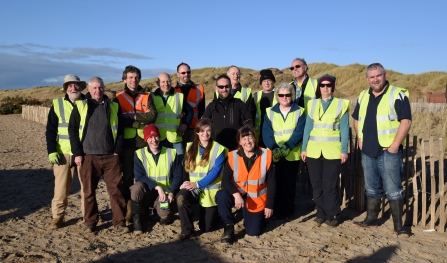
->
xmin=215 ymin=124 xmax=275 ymax=243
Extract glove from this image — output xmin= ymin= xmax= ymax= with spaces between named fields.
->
xmin=280 ymin=145 xmax=290 ymax=157
xmin=272 ymin=148 xmax=281 ymax=162
xmin=48 ymin=152 xmax=60 ymax=165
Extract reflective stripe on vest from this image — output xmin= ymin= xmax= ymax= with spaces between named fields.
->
xmin=306 ymin=98 xmax=349 ymax=159
xmin=228 ymin=148 xmax=271 ymax=212
xmin=175 ymin=84 xmax=204 ymax=128
xmin=357 ymin=85 xmax=409 ymax=147
xmin=186 ymin=141 xmax=226 ymax=207
xmin=53 ymin=98 xmax=74 ymax=154
xmin=152 ymin=91 xmax=183 ymax=142
xmin=76 ymin=100 xmax=119 ymax=144
xmin=116 ymin=91 xmax=150 ymax=139
xmin=266 ymin=106 xmax=304 ymax=161
xmin=137 ymin=147 xmax=175 ymax=193
xmin=253 ymin=90 xmax=277 ymax=132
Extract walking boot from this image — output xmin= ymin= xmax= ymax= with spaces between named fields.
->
xmin=354 ymin=197 xmax=381 ymax=227
xmin=132 ymin=200 xmax=146 ymax=234
xmin=126 ymin=200 xmax=133 ymax=225
xmin=221 ymin=224 xmax=235 ymax=244
xmin=389 ymin=199 xmax=410 ymax=238
xmin=50 ymin=217 xmax=64 ymax=229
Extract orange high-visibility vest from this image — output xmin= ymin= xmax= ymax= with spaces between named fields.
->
xmin=175 ymin=84 xmax=204 ymax=128
xmin=228 ymin=148 xmax=272 ymax=212
xmin=115 ymin=91 xmax=151 ymax=139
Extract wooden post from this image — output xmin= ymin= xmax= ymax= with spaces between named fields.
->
xmin=404 ymin=134 xmax=410 ymax=223
xmin=429 ymin=137 xmax=436 ymax=230
xmin=421 ymin=139 xmax=427 ymax=227
xmin=412 ymin=136 xmax=419 ymax=227
xmin=439 ymin=137 xmax=445 ymax=232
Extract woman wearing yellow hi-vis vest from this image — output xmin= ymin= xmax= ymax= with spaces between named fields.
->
xmin=176 ymin=118 xmax=227 ymax=240
xmin=301 ymin=74 xmax=349 ymax=228
xmin=262 ymin=82 xmax=305 ymax=220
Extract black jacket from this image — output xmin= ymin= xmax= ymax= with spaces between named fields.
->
xmin=203 ymin=95 xmax=253 ymax=151
xmin=68 ymin=93 xmax=124 ymax=157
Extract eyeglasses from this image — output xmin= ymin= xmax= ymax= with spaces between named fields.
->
xmin=289 ymin=64 xmax=303 ymax=71
xmin=179 ymin=71 xmax=191 ymax=75
xmin=319 ymin=84 xmax=333 ymax=88
xmin=216 ymin=85 xmax=230 ymax=89
xmin=278 ymin=93 xmax=292 ymax=97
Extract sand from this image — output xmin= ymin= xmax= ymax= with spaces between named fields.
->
xmin=0 ymin=114 xmax=446 ymax=263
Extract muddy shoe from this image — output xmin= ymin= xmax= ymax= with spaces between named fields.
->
xmin=159 ymin=215 xmax=172 ymax=225
xmin=313 ymin=217 xmax=325 ymax=227
xmin=324 ymin=219 xmax=339 ymax=227
xmin=115 ymin=225 xmax=130 ymax=234
xmin=50 ymin=217 xmax=64 ymax=229
xmin=84 ymin=224 xmax=95 ymax=233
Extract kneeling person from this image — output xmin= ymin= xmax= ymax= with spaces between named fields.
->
xmin=216 ymin=125 xmax=275 ymax=243
xmin=131 ymin=125 xmax=182 ymax=234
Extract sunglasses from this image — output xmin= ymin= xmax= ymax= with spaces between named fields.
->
xmin=278 ymin=93 xmax=292 ymax=97
xmin=289 ymin=65 xmax=303 ymax=71
xmin=320 ymin=83 xmax=333 ymax=88
xmin=216 ymin=85 xmax=230 ymax=89
xmin=179 ymin=71 xmax=191 ymax=75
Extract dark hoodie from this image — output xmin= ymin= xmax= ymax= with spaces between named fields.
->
xmin=202 ymin=94 xmax=253 ymax=151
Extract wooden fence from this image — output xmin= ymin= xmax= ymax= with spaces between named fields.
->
xmin=22 ymin=105 xmax=447 ymax=232
xmin=21 ymin=105 xmax=49 ymax=125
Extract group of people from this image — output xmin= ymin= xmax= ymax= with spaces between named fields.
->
xmin=45 ymin=59 xmax=412 ymax=242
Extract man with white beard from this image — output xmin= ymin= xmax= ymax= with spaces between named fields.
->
xmin=45 ymin=74 xmax=86 ymax=229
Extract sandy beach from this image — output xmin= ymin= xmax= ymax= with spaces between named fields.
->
xmin=0 ymin=114 xmax=446 ymax=263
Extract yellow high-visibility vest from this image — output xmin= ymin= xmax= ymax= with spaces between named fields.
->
xmin=306 ymin=98 xmax=349 ymax=159
xmin=357 ymin=86 xmax=409 ymax=147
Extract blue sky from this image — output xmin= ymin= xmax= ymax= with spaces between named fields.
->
xmin=1 ymin=0 xmax=446 ymax=90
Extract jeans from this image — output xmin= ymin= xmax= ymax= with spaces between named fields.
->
xmin=361 ymin=149 xmax=405 ymax=201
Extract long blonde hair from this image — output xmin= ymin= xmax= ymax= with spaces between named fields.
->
xmin=184 ymin=118 xmax=214 ymax=172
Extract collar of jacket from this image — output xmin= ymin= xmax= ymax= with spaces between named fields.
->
xmin=175 ymin=81 xmax=195 ymax=88
xmin=270 ymin=100 xmax=300 ymax=113
xmin=368 ymin=81 xmax=390 ymax=95
xmin=154 ymin=87 xmax=176 ymax=96
xmin=124 ymin=85 xmax=146 ymax=97
xmin=85 ymin=92 xmax=110 ymax=105
xmin=293 ymin=74 xmax=310 ymax=87
xmin=237 ymin=146 xmax=262 ymax=159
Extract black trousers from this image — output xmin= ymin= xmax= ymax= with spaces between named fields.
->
xmin=274 ymin=160 xmax=299 ymax=217
xmin=306 ymin=156 xmax=341 ymax=220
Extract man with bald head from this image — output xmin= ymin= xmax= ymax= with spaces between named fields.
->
xmin=151 ymin=72 xmax=193 ymax=162
xmin=69 ymin=76 xmax=128 ymax=234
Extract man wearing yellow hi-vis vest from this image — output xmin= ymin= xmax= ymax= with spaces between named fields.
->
xmin=262 ymin=82 xmax=306 ymax=219
xmin=289 ymin=58 xmax=318 ymax=109
xmin=68 ymin=76 xmax=128 ymax=234
xmin=46 ymin=74 xmax=86 ymax=229
xmin=151 ymin=73 xmax=193 ymax=164
xmin=130 ymin=125 xmax=183 ymax=234
xmin=114 ymin=65 xmax=157 ymax=224
xmin=352 ymin=63 xmax=412 ymax=238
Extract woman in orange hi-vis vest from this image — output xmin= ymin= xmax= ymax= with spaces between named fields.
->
xmin=215 ymin=124 xmax=276 ymax=244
